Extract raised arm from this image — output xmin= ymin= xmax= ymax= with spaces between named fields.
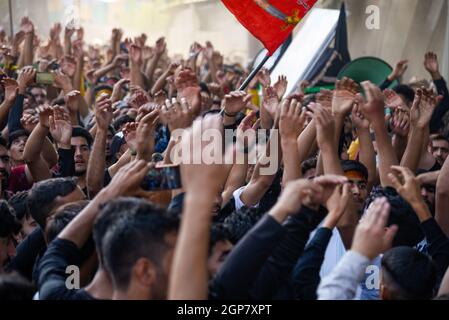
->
xmin=18 ymin=17 xmax=35 ymax=68
xmin=169 ymin=115 xmax=232 ymax=300
xmin=359 ymin=81 xmax=398 ymax=187
xmin=145 ymin=38 xmax=166 ymax=87
xmin=0 ymin=79 xmax=19 ymax=128
xmin=129 ymin=44 xmax=145 ymax=89
xmin=22 ymin=105 xmax=53 ymax=182
xmin=401 ymin=88 xmax=442 ymax=172
xmin=86 ymin=95 xmax=113 ymax=196
xmin=279 ymin=98 xmax=306 ymax=185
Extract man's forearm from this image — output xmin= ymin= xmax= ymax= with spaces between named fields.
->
xmin=400 ymin=126 xmax=425 ymax=173
xmin=281 ymin=139 xmax=301 ymax=185
xmin=372 ymin=120 xmax=398 ymax=187
xmin=20 ymin=33 xmax=34 ymax=67
xmin=169 ymin=193 xmax=213 ymax=300
xmin=145 ymin=54 xmax=161 ymax=88
xmin=86 ymin=128 xmax=107 ymax=195
xmin=23 ymin=124 xmax=49 ymax=163
xmin=130 ymin=61 xmax=145 ymax=89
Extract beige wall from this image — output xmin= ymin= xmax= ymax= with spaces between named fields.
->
xmin=324 ymin=0 xmax=448 ymax=81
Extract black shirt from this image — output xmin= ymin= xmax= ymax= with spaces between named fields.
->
xmin=37 ymin=238 xmax=95 ymax=300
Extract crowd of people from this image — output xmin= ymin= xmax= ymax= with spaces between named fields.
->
xmin=1 ymin=15 xmax=449 ymax=300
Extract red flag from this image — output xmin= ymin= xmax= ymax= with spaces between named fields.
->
xmin=221 ymin=0 xmax=317 ymax=55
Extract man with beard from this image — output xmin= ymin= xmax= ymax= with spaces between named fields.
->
xmin=430 ymin=134 xmax=449 ymax=167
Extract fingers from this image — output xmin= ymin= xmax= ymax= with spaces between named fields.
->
xmin=314 ymin=174 xmax=348 ymax=186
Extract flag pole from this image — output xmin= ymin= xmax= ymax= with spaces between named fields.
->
xmin=238 ymin=53 xmax=271 ymax=91
xmin=8 ymin=0 xmax=14 ymax=37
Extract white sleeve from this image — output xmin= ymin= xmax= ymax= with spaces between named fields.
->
xmin=232 ymin=186 xmax=260 ymax=210
xmin=317 ymin=250 xmax=370 ymax=300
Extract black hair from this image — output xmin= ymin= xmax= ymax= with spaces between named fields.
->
xmin=72 ymin=126 xmax=93 ymax=148
xmin=101 ymin=198 xmax=179 ymax=291
xmin=0 ymin=272 xmax=35 ymax=300
xmin=8 ymin=191 xmax=29 ymax=221
xmin=209 ymin=224 xmax=231 ymax=255
xmin=223 ymin=206 xmax=265 ymax=245
xmin=341 ymin=160 xmax=369 ymax=181
xmin=381 ymin=246 xmax=437 ymax=300
xmin=27 ymin=177 xmax=78 ymax=229
xmin=112 ymin=114 xmax=134 ymax=132
xmin=45 ymin=200 xmax=94 ymax=263
xmin=0 ymin=200 xmax=21 ymax=238
xmin=364 ymin=186 xmax=424 ymax=247
xmin=301 ymin=157 xmax=317 ymax=176
xmin=431 ymin=134 xmax=449 ymax=144
xmin=393 ymin=85 xmax=415 ymax=106
xmin=7 ymin=129 xmax=29 ymax=148
xmin=45 ymin=200 xmax=90 ymax=243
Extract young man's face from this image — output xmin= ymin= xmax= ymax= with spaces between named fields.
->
xmin=431 ymin=139 xmax=449 ymax=166
xmin=208 ymin=239 xmax=233 ymax=277
xmin=346 ymin=174 xmax=368 ymax=213
xmin=0 ymin=146 xmax=11 ymax=189
xmin=30 ymin=87 xmax=47 ymax=106
xmin=9 ymin=135 xmax=28 ymax=163
xmin=106 ymin=131 xmax=114 ymax=158
xmin=421 ymin=184 xmax=436 ymax=214
xmin=71 ymin=136 xmax=91 ymax=176
xmin=21 ymin=215 xmax=38 ymax=238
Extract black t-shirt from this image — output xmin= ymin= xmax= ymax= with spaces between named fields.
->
xmin=37 ymin=238 xmax=95 ymax=300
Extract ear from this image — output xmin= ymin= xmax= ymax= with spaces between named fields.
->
xmin=134 ymin=258 xmax=156 ymax=287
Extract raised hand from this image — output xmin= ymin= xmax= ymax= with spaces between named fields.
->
xmin=332 ymin=77 xmax=359 ymax=116
xmin=257 ymin=68 xmax=271 ymax=87
xmin=179 ymin=115 xmax=233 ymax=198
xmin=273 ymin=75 xmax=288 ymax=99
xmin=388 ymin=166 xmax=423 ymax=208
xmin=351 ymin=197 xmax=397 ymax=259
xmin=383 ymin=88 xmax=407 ymax=110
xmin=37 ymin=105 xmax=54 ymax=129
xmin=128 ymin=87 xmax=150 ymax=109
xmin=316 ymin=89 xmax=333 ymax=110
xmin=309 ymin=102 xmax=335 ymax=151
xmin=222 ymin=91 xmax=252 ymax=116
xmin=424 ymin=52 xmax=440 ymax=79
xmin=390 ymin=108 xmax=410 ymax=137
xmin=155 ymin=37 xmax=167 ymax=56
xmin=279 ymin=98 xmax=306 ymax=141
xmin=64 ymin=26 xmax=75 ymax=40
xmin=64 ymin=90 xmax=81 ymax=114
xmin=322 ymin=183 xmax=351 ymax=229
xmin=49 ymin=106 xmax=72 ymax=148
xmin=1 ymin=78 xmax=19 ymax=105
xmin=189 ymin=42 xmax=202 ymax=58
xmin=262 ymin=86 xmax=280 ymax=120
xmin=351 ymin=100 xmax=370 ymax=130
xmin=129 ymin=44 xmax=143 ymax=65
xmin=95 ymin=94 xmax=113 ymax=131
xmin=100 ymin=160 xmax=153 ymax=198
xmin=270 ymin=175 xmax=347 ymax=221
xmin=17 ymin=67 xmax=36 ymax=92
xmin=389 ymin=59 xmax=408 ymax=80
xmin=359 ymin=81 xmax=385 ymax=123
xmin=123 ymin=122 xmax=138 ymax=152
xmin=53 ymin=70 xmax=73 ymax=92
xmin=20 ymin=111 xmax=39 ymax=133
xmin=111 ymin=78 xmax=130 ymax=102
xmin=50 ymin=23 xmax=62 ymax=41
xmin=136 ymin=109 xmax=160 ymax=161
xmin=161 ymin=98 xmax=194 ymax=131
xmin=410 ymin=88 xmax=443 ymax=129
xmin=20 ymin=17 xmax=34 ymax=34
xmin=112 ymin=53 xmax=129 ymax=67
